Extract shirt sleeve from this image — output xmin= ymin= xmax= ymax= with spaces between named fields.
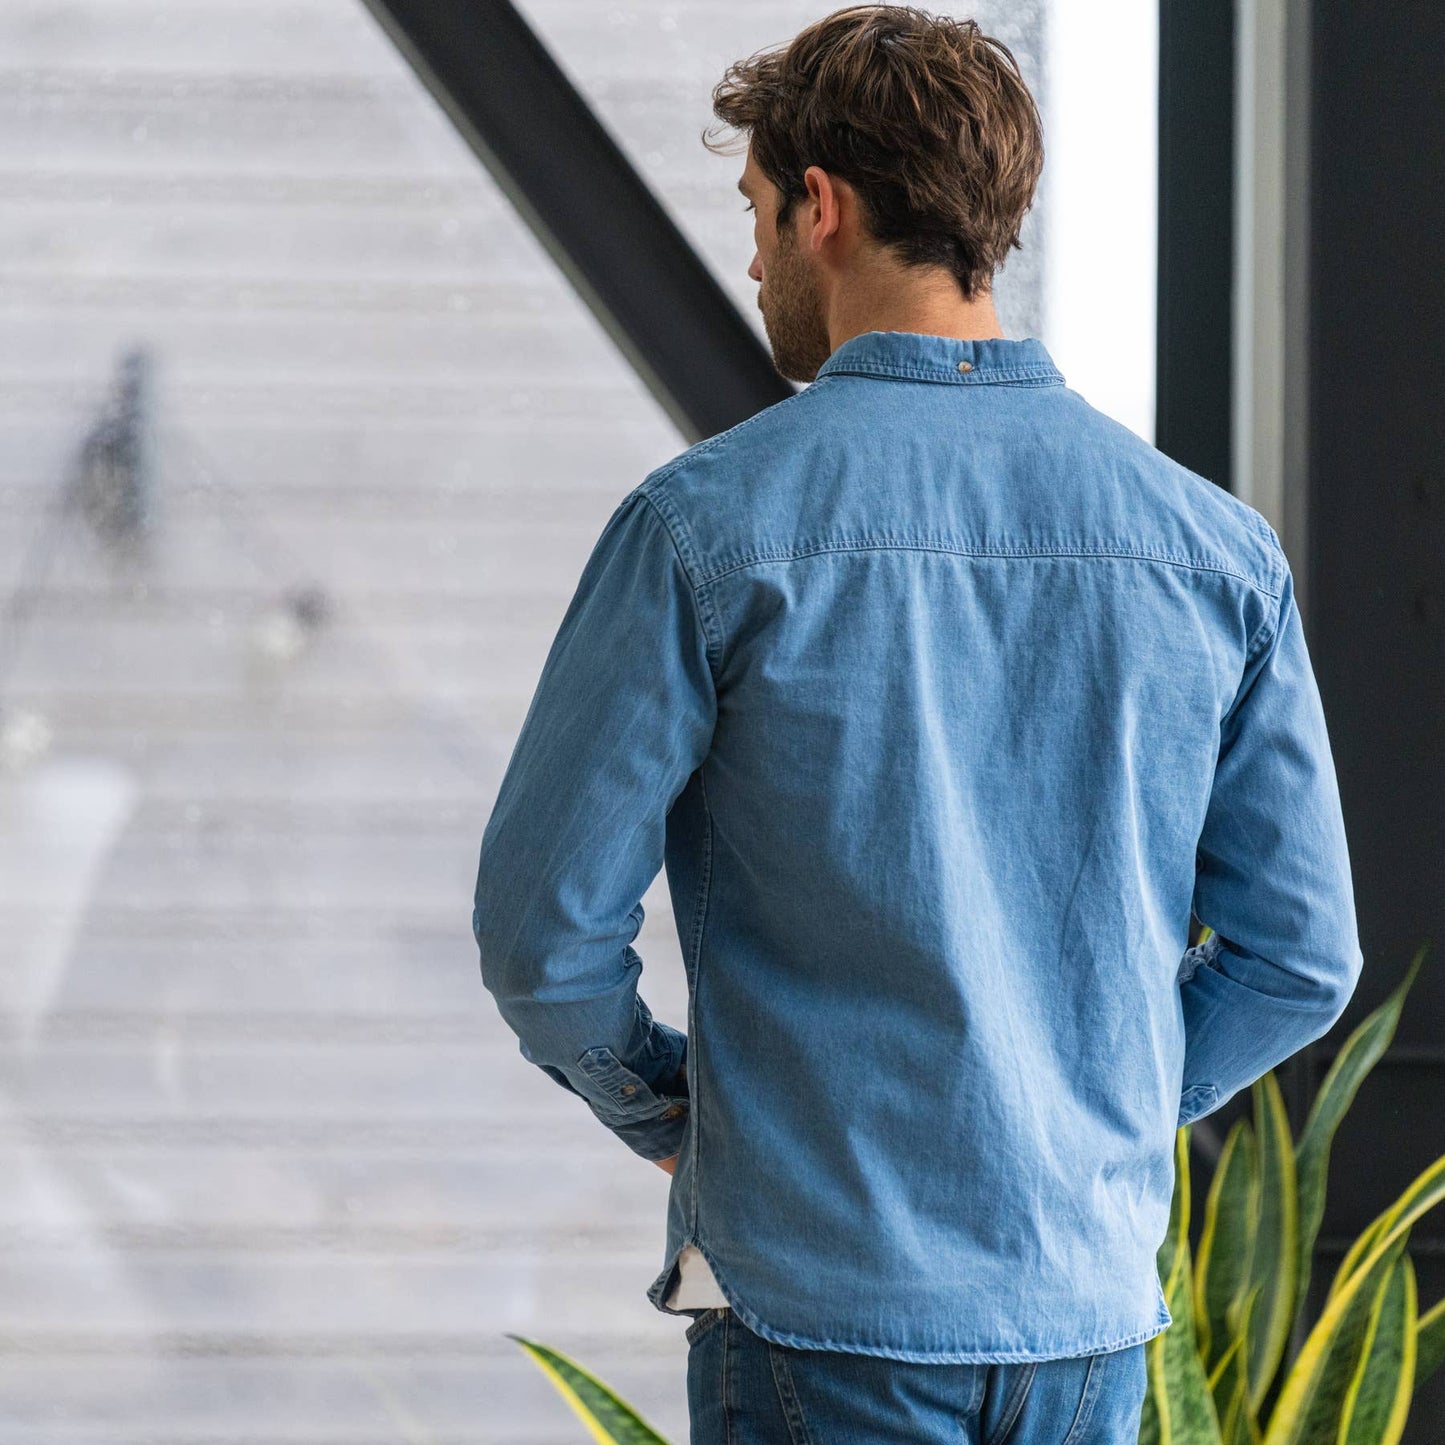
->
xmin=472 ymin=486 xmax=716 ymax=1161
xmin=1175 ymin=535 xmax=1364 ymax=1127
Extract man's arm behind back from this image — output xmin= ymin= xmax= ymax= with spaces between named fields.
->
xmin=1176 ymin=531 xmax=1364 ymax=1126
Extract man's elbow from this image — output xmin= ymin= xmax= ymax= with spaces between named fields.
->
xmin=472 ymin=900 xmax=570 ymax=1056
xmin=1306 ymin=937 xmax=1365 ymax=1038
xmin=473 ymin=900 xmax=525 ymax=1011
xmin=473 ymin=831 xmax=529 ymax=993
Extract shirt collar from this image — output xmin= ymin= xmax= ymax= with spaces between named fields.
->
xmin=813 ymin=330 xmax=1064 ymax=387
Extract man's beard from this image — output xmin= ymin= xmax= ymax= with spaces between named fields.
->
xmin=758 ymin=226 xmax=833 ymax=384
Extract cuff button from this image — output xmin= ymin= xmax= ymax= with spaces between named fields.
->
xmin=662 ymin=1104 xmax=685 ymax=1119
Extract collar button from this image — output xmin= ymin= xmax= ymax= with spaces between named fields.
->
xmin=956 ymin=360 xmax=973 ymax=373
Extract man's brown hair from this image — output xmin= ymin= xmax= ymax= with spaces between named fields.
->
xmin=705 ymin=5 xmax=1044 ymax=302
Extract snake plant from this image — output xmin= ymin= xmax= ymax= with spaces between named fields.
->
xmin=507 ymin=1333 xmax=672 ymax=1443
xmin=1141 ymin=939 xmax=1443 ymax=1444
xmin=515 ymin=940 xmax=1442 ymax=1445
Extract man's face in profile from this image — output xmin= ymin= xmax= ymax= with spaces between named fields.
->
xmin=740 ymin=147 xmax=834 ymax=384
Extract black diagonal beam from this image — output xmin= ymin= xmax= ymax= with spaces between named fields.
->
xmin=359 ymin=0 xmax=792 ymax=443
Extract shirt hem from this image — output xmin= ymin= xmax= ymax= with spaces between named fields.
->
xmin=647 ymin=1233 xmax=1175 ymax=1363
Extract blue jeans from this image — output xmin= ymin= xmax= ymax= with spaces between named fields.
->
xmin=685 ymin=1307 xmax=1148 ymax=1444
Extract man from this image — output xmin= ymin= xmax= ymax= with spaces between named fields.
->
xmin=473 ymin=5 xmax=1363 ymax=1440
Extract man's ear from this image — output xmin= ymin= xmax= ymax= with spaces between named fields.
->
xmin=802 ymin=165 xmax=846 ymax=251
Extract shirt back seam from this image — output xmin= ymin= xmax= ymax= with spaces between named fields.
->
xmin=692 ymin=540 xmax=1282 ymax=598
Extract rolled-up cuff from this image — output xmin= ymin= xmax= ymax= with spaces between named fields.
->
xmin=572 ymin=1041 xmax=690 ymax=1161
xmin=610 ymin=1101 xmax=691 ymax=1161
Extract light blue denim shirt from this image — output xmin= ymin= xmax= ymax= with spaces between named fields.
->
xmin=473 ymin=330 xmax=1363 ymax=1361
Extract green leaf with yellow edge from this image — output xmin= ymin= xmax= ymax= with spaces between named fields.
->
xmin=1329 ymin=1152 xmax=1445 ymax=1306
xmin=1416 ymin=1295 xmax=1445 ymax=1388
xmin=1140 ymin=1128 xmax=1224 ymax=1445
xmin=1263 ymin=1153 xmax=1445 ymax=1444
xmin=1332 ymin=1214 xmax=1391 ymax=1303
xmin=1218 ymin=1358 xmax=1264 ymax=1445
xmin=1266 ymin=1233 xmax=1408 ymax=1444
xmin=1293 ymin=948 xmax=1425 ymax=1335
xmin=1195 ymin=1117 xmax=1258 ymax=1370
xmin=1244 ymin=1073 xmax=1297 ymax=1411
xmin=1338 ymin=1254 xmax=1416 ymax=1445
xmin=1207 ymin=1283 xmax=1261 ymax=1444
xmin=508 ymin=1333 xmax=673 ymax=1444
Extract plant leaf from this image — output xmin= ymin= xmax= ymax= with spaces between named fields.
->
xmin=1331 ymin=1214 xmax=1392 ymax=1304
xmin=1140 ymin=1128 xmax=1224 ymax=1445
xmin=1208 ymin=1283 xmax=1262 ymax=1442
xmin=508 ymin=1334 xmax=673 ymax=1444
xmin=1263 ymin=1153 xmax=1445 ymax=1443
xmin=1293 ymin=948 xmax=1425 ymax=1332
xmin=1329 ymin=1149 xmax=1445 ymax=1305
xmin=1415 ymin=1295 xmax=1445 ymax=1388
xmin=1245 ymin=1073 xmax=1298 ymax=1412
xmin=1218 ymin=1360 xmax=1264 ymax=1445
xmin=1338 ymin=1254 xmax=1416 ymax=1445
xmin=1264 ymin=1233 xmax=1409 ymax=1444
xmin=1196 ymin=1117 xmax=1259 ymax=1371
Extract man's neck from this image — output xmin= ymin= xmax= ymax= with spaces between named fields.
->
xmin=826 ymin=284 xmax=1005 ymax=353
